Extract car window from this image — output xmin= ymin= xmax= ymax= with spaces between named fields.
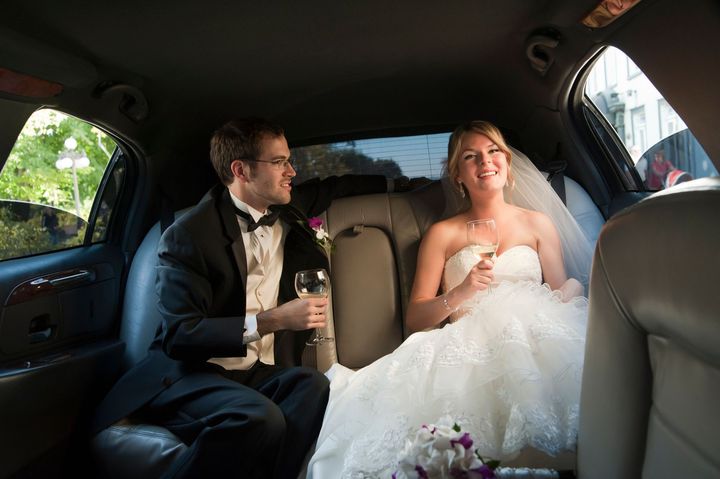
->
xmin=585 ymin=46 xmax=718 ymax=191
xmin=291 ymin=133 xmax=451 ymax=184
xmin=0 ymin=109 xmax=124 ymax=261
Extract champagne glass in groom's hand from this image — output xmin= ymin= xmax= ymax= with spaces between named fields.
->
xmin=295 ymin=268 xmax=334 ymax=346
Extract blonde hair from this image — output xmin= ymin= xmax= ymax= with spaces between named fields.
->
xmin=446 ymin=120 xmax=514 ymax=195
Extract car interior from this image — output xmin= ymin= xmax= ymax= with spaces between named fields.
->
xmin=0 ymin=0 xmax=718 ymax=478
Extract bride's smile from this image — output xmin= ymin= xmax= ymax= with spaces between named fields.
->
xmin=457 ymin=133 xmax=509 ymax=193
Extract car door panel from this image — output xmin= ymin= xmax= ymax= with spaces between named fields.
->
xmin=0 ymin=244 xmax=126 ymax=477
xmin=1 ymin=262 xmax=118 ymax=356
xmin=0 ymin=340 xmax=123 ymax=477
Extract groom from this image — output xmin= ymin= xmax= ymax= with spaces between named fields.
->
xmin=93 ymin=117 xmax=392 ymax=478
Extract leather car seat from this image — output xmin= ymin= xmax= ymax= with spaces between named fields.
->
xmin=577 ymin=177 xmax=720 ymax=478
xmin=92 ymin=209 xmax=191 ymax=478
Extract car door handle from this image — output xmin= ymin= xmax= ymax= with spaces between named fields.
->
xmin=47 ymin=269 xmax=93 ymax=287
xmin=28 ymin=314 xmax=57 ymax=343
xmin=28 ymin=326 xmax=55 ymax=343
xmin=7 ymin=268 xmax=98 ymax=306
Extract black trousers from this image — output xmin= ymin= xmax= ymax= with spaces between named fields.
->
xmin=142 ymin=362 xmax=329 ymax=479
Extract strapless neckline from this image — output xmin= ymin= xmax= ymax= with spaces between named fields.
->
xmin=444 ymin=244 xmax=542 ymax=291
xmin=446 ymin=244 xmax=538 ymax=263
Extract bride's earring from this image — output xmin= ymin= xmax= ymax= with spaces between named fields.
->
xmin=457 ymin=180 xmax=465 ymax=198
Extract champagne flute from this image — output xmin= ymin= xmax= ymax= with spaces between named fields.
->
xmin=466 ymin=219 xmax=499 ymax=292
xmin=294 ymin=268 xmax=334 ymax=346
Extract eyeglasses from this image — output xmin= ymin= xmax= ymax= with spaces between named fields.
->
xmin=243 ymin=158 xmax=295 ymax=170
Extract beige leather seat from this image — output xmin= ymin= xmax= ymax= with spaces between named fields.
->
xmin=578 ymin=177 xmax=720 ymax=478
xmin=318 ymin=181 xmax=454 ymax=371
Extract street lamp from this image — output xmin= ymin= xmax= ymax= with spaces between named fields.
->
xmin=55 ymin=137 xmax=89 ymax=218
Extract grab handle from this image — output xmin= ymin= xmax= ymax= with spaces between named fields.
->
xmin=48 ymin=269 xmax=92 ymax=287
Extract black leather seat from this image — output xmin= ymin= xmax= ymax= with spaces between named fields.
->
xmin=578 ymin=178 xmax=720 ymax=478
xmin=92 ymin=210 xmax=191 ymax=478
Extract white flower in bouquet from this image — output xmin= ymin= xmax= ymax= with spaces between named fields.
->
xmin=393 ymin=416 xmax=500 ymax=479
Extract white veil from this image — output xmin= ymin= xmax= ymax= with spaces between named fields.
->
xmin=441 ymin=146 xmax=593 ymax=288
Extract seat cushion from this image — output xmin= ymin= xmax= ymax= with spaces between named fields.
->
xmin=93 ymin=420 xmax=187 ymax=479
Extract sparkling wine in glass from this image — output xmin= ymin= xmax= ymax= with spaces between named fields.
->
xmin=294 ymin=268 xmax=334 ymax=345
xmin=467 ymin=218 xmax=499 ymax=291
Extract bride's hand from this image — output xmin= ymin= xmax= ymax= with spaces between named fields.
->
xmin=458 ymin=259 xmax=494 ymax=297
xmin=558 ymin=278 xmax=584 ymax=301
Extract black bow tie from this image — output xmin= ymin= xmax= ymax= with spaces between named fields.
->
xmin=233 ymin=207 xmax=280 ymax=232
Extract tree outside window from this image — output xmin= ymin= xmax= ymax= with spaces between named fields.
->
xmin=0 ymin=109 xmax=118 ymax=260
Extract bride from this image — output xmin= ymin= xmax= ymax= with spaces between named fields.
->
xmin=307 ymin=121 xmax=592 ymax=478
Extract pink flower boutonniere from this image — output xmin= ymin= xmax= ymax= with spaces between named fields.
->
xmin=303 ymin=216 xmax=333 ymax=256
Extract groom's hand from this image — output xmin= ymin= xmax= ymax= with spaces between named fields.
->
xmin=257 ymin=298 xmax=328 ymax=334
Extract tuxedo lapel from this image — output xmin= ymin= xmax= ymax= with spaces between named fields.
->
xmin=217 ymin=188 xmax=248 ymax=283
xmin=275 ymin=204 xmax=329 ymax=257
xmin=277 ymin=205 xmax=330 ymax=301
xmin=275 ymin=204 xmax=313 ymax=241
xmin=272 ymin=204 xmax=330 ymax=366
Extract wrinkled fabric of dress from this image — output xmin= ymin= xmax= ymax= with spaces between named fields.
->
xmin=307 ymin=245 xmax=588 ymax=478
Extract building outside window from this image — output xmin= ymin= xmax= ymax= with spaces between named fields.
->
xmin=585 ymin=47 xmax=717 ymax=191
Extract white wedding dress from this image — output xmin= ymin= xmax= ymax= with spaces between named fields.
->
xmin=307 ymin=244 xmax=588 ymax=479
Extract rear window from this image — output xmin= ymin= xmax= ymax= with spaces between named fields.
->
xmin=291 ymin=133 xmax=451 ymax=183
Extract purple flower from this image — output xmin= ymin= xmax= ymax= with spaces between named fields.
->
xmin=470 ymin=464 xmax=495 ymax=479
xmin=450 ymin=468 xmax=468 ymax=478
xmin=308 ymin=217 xmax=324 ymax=229
xmin=397 ymin=419 xmax=501 ymax=479
xmin=450 ymin=432 xmax=474 ymax=450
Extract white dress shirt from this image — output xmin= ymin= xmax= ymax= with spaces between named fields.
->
xmin=208 ymin=193 xmax=288 ymax=370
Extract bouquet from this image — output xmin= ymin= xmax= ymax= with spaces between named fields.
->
xmin=393 ymin=417 xmax=500 ymax=479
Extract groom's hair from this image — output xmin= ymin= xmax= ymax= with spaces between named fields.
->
xmin=210 ymin=117 xmax=285 ymax=185
xmin=446 ymin=120 xmax=514 ymax=189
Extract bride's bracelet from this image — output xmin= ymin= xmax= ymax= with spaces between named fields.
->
xmin=441 ymin=295 xmax=457 ymax=312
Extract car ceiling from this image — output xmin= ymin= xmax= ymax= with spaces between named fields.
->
xmin=1 ymin=0 xmax=719 ymax=211
xmin=1 ymin=0 xmax=605 ymax=146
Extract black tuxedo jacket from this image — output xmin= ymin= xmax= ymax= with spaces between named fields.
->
xmin=93 ymin=174 xmax=386 ymax=432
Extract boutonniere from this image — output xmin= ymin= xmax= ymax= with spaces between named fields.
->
xmin=299 ymin=216 xmax=333 ymax=256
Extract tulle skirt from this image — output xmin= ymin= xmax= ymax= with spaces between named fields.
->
xmin=307 ymin=280 xmax=588 ymax=478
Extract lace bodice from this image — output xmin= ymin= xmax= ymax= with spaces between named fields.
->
xmin=443 ymin=245 xmax=542 ymax=292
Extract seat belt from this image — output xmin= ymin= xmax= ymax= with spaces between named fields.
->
xmin=544 ymin=143 xmax=567 ymax=205
xmin=546 ymin=160 xmax=567 ymax=205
